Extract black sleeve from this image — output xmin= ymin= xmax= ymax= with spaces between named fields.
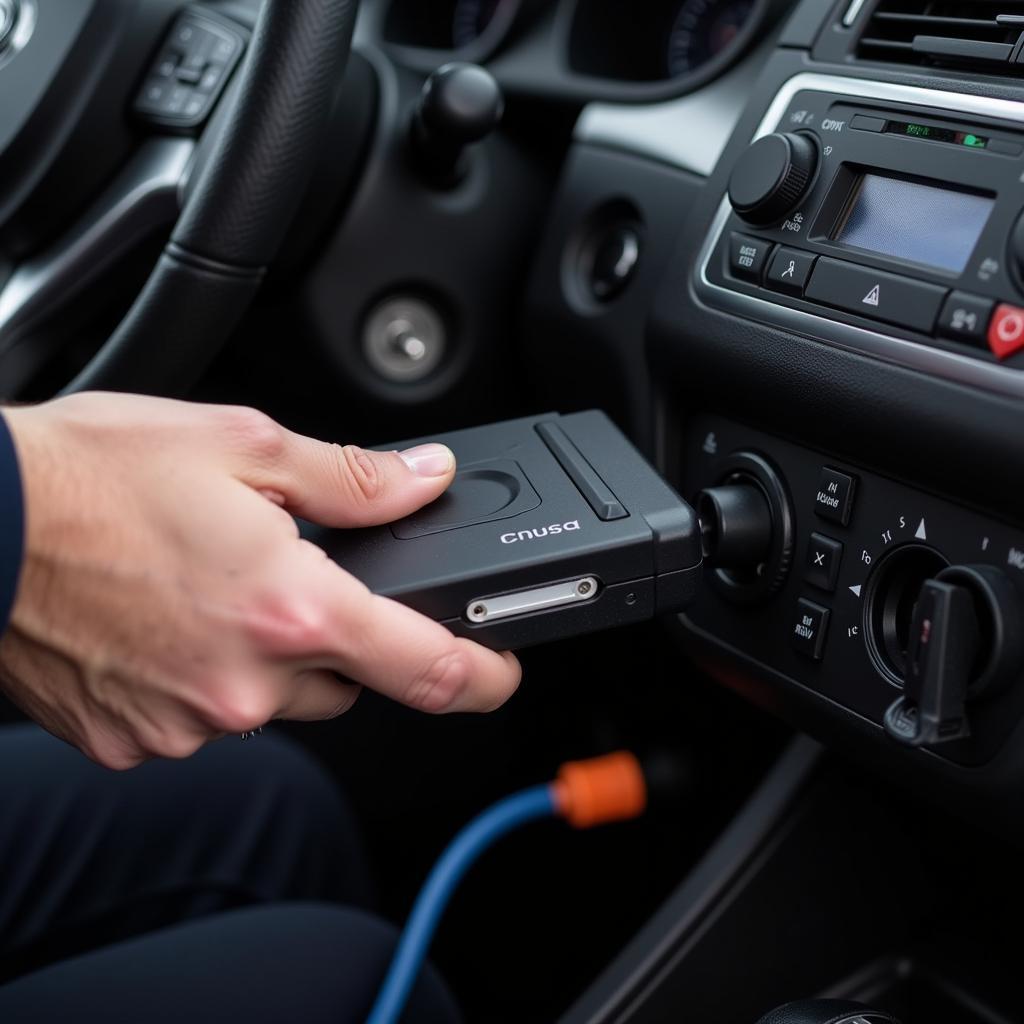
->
xmin=0 ymin=412 xmax=24 ymax=635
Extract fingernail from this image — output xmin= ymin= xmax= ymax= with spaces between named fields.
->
xmin=399 ymin=443 xmax=454 ymax=477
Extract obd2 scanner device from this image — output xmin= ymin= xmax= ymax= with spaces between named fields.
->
xmin=309 ymin=411 xmax=702 ymax=650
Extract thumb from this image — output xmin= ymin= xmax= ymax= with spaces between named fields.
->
xmin=265 ymin=435 xmax=457 ymax=528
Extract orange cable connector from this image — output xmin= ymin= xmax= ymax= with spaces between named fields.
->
xmin=553 ymin=750 xmax=647 ymax=829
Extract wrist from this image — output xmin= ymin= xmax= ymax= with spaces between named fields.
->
xmin=0 ymin=409 xmax=25 ymax=636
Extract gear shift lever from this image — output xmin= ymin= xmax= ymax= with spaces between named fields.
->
xmin=410 ymin=62 xmax=504 ymax=187
xmin=755 ymin=1000 xmax=901 ymax=1024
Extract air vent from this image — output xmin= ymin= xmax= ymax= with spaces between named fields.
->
xmin=857 ymin=2 xmax=1024 ymax=74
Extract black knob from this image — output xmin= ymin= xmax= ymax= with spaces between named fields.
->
xmin=696 ymin=453 xmax=794 ymax=605
xmin=697 ymin=483 xmax=772 ymax=569
xmin=728 ymin=132 xmax=819 ymax=226
xmin=1010 ymin=209 xmax=1024 ymax=285
xmin=411 ymin=62 xmax=504 ymax=187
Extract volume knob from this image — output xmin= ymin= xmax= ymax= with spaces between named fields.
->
xmin=728 ymin=132 xmax=819 ymax=227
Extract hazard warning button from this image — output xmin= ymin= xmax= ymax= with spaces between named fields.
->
xmin=805 ymin=258 xmax=947 ymax=334
xmin=988 ymin=303 xmax=1024 ymax=360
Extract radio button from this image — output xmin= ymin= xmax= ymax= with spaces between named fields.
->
xmin=988 ymin=304 xmax=1024 ymax=359
xmin=937 ymin=292 xmax=995 ymax=346
xmin=805 ymin=258 xmax=947 ymax=334
xmin=767 ymin=247 xmax=817 ymax=295
xmin=851 ymin=114 xmax=886 ymax=133
xmin=728 ymin=233 xmax=773 ymax=282
xmin=987 ymin=138 xmax=1022 ymax=157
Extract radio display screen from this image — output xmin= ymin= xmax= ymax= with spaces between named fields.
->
xmin=834 ymin=173 xmax=994 ymax=274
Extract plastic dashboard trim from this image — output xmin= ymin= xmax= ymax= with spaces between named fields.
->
xmin=695 ymin=72 xmax=1024 ymax=401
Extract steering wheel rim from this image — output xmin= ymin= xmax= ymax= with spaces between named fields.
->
xmin=60 ymin=0 xmax=358 ymax=397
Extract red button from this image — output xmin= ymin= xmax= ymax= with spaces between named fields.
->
xmin=988 ymin=304 xmax=1024 ymax=359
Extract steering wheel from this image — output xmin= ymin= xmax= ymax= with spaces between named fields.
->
xmin=2 ymin=0 xmax=358 ymax=398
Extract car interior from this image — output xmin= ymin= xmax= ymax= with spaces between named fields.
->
xmin=4 ymin=0 xmax=1024 ymax=1021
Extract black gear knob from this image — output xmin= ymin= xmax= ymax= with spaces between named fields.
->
xmin=411 ymin=62 xmax=504 ymax=187
xmin=755 ymin=1000 xmax=901 ymax=1024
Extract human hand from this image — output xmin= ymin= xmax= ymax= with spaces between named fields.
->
xmin=0 ymin=394 xmax=520 ymax=769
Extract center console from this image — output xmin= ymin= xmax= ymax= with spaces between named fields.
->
xmin=639 ymin=13 xmax=1024 ymax=832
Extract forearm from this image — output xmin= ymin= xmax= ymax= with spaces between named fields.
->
xmin=0 ymin=410 xmax=24 ymax=636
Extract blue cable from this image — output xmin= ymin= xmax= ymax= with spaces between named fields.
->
xmin=366 ymin=783 xmax=559 ymax=1024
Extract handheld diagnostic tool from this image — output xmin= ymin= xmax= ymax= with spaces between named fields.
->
xmin=309 ymin=411 xmax=702 ymax=650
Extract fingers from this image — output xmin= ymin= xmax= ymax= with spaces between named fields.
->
xmin=306 ymin=564 xmax=521 ymax=714
xmin=278 ymin=669 xmax=362 ymax=722
xmin=243 ymin=420 xmax=457 ymax=528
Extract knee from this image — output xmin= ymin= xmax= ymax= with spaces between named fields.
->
xmin=208 ymin=903 xmax=462 ymax=1023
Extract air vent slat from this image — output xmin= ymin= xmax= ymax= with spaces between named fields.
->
xmin=856 ymin=1 xmax=1024 ymax=75
xmin=860 ymin=37 xmax=916 ymax=50
xmin=913 ymin=35 xmax=1015 ymax=60
xmin=873 ymin=14 xmax=999 ymax=29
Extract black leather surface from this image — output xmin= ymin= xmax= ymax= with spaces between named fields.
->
xmin=171 ymin=0 xmax=357 ymax=269
xmin=756 ymin=1000 xmax=900 ymax=1024
xmin=63 ymin=252 xmax=261 ymax=396
xmin=66 ymin=0 xmax=358 ymax=395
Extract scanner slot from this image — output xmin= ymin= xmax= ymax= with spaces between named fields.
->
xmin=535 ymin=422 xmax=628 ymax=521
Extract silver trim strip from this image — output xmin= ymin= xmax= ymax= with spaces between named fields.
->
xmin=466 ymin=577 xmax=599 ymax=624
xmin=574 ymin=44 xmax=770 ymax=178
xmin=0 ymin=0 xmax=36 ymax=71
xmin=843 ymin=0 xmax=869 ymax=28
xmin=0 ymin=137 xmax=193 ymax=350
xmin=696 ymin=72 xmax=1024 ymax=400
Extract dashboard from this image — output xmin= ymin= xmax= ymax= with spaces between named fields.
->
xmin=359 ymin=0 xmax=780 ymax=102
xmin=352 ymin=0 xmax=1024 ymax=835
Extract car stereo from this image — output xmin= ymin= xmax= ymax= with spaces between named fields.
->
xmin=698 ymin=74 xmax=1024 ymax=396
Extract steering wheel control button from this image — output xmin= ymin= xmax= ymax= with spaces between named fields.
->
xmin=363 ymin=296 xmax=447 ymax=384
xmin=198 ymin=66 xmax=225 ymax=93
xmin=179 ymin=49 xmax=208 ymax=77
xmin=937 ymin=292 xmax=995 ymax=347
xmin=154 ymin=52 xmax=179 ymax=79
xmin=805 ymin=258 xmax=947 ymax=335
xmin=766 ymin=246 xmax=817 ymax=296
xmin=805 ymin=533 xmax=843 ymax=592
xmin=728 ymin=234 xmax=773 ymax=283
xmin=814 ymin=467 xmax=856 ymax=526
xmin=165 ymin=84 xmax=192 ymax=117
xmin=987 ymin=303 xmax=1024 ymax=359
xmin=792 ymin=598 xmax=831 ymax=660
xmin=728 ymin=132 xmax=819 ymax=226
xmin=136 ymin=12 xmax=245 ymax=129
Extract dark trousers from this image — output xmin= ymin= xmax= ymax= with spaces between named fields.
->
xmin=0 ymin=724 xmax=459 ymax=1023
